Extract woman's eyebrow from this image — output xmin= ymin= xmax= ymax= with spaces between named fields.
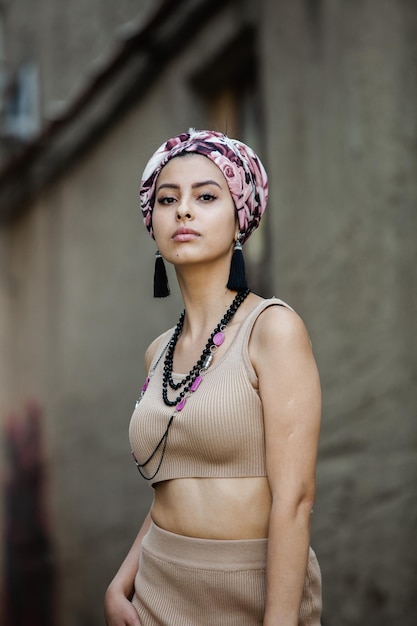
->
xmin=156 ymin=183 xmax=179 ymax=192
xmin=157 ymin=180 xmax=222 ymax=192
xmin=192 ymin=180 xmax=222 ymax=189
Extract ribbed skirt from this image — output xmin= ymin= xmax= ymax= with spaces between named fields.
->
xmin=132 ymin=521 xmax=322 ymax=626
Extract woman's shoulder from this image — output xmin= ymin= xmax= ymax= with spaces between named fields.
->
xmin=144 ymin=328 xmax=173 ymax=372
xmin=249 ymin=296 xmax=311 ymax=354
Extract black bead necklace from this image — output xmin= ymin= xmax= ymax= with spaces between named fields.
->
xmin=131 ymin=288 xmax=250 ymax=481
xmin=162 ymin=288 xmax=250 ymax=408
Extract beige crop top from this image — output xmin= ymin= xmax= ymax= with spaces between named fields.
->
xmin=129 ymin=298 xmax=291 ymax=486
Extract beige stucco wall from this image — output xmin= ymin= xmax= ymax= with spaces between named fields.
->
xmin=0 ymin=228 xmax=11 ymax=600
xmin=1 ymin=4 xmax=262 ymax=623
xmin=4 ymin=0 xmax=154 ymax=117
xmin=261 ymin=1 xmax=417 ymax=623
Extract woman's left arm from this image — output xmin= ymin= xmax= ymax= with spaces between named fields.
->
xmin=250 ymin=306 xmax=321 ymax=626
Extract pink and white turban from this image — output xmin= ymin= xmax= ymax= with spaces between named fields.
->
xmin=140 ymin=129 xmax=268 ymax=244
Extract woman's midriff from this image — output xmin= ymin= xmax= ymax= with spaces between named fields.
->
xmin=151 ymin=476 xmax=272 ymax=540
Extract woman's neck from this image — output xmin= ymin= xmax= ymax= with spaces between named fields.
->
xmin=175 ymin=270 xmax=241 ymax=341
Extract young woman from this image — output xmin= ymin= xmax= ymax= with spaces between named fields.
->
xmin=104 ymin=129 xmax=322 ymax=625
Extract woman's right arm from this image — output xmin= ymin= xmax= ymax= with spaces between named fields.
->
xmin=105 ymin=340 xmax=160 ymax=624
xmin=104 ymin=511 xmax=152 ymax=625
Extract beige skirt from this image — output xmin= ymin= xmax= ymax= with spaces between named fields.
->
xmin=132 ymin=521 xmax=322 ymax=626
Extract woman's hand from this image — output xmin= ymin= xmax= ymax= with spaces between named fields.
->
xmin=104 ymin=513 xmax=152 ymax=626
xmin=104 ymin=585 xmax=141 ymax=626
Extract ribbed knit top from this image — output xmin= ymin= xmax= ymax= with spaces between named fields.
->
xmin=129 ymin=298 xmax=290 ymax=486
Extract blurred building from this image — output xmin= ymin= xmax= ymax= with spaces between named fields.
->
xmin=0 ymin=0 xmax=416 ymax=624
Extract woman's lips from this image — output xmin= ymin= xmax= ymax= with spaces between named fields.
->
xmin=172 ymin=228 xmax=200 ymax=242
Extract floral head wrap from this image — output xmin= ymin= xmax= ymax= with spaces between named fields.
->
xmin=140 ymin=129 xmax=268 ymax=244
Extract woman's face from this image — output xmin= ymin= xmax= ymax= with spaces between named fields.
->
xmin=152 ymin=154 xmax=237 ymax=269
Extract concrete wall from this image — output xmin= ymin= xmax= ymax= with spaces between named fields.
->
xmin=3 ymin=0 xmax=153 ymax=117
xmin=1 ymin=4 xmax=263 ymax=624
xmin=261 ymin=1 xmax=417 ymax=623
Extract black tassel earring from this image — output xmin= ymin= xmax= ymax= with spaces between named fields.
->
xmin=227 ymin=234 xmax=248 ymax=291
xmin=153 ymin=250 xmax=170 ymax=298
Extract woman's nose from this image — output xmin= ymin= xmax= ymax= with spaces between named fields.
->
xmin=176 ymin=201 xmax=193 ymax=221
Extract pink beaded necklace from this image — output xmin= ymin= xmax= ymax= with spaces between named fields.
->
xmin=131 ymin=289 xmax=250 ymax=480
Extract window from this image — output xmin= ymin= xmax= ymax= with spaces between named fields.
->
xmin=3 ymin=62 xmax=40 ymax=141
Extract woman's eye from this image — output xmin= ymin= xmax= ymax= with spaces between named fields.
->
xmin=199 ymin=193 xmax=216 ymax=202
xmin=157 ymin=196 xmax=176 ymax=205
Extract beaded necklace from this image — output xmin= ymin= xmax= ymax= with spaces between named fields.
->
xmin=131 ymin=288 xmax=250 ymax=480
